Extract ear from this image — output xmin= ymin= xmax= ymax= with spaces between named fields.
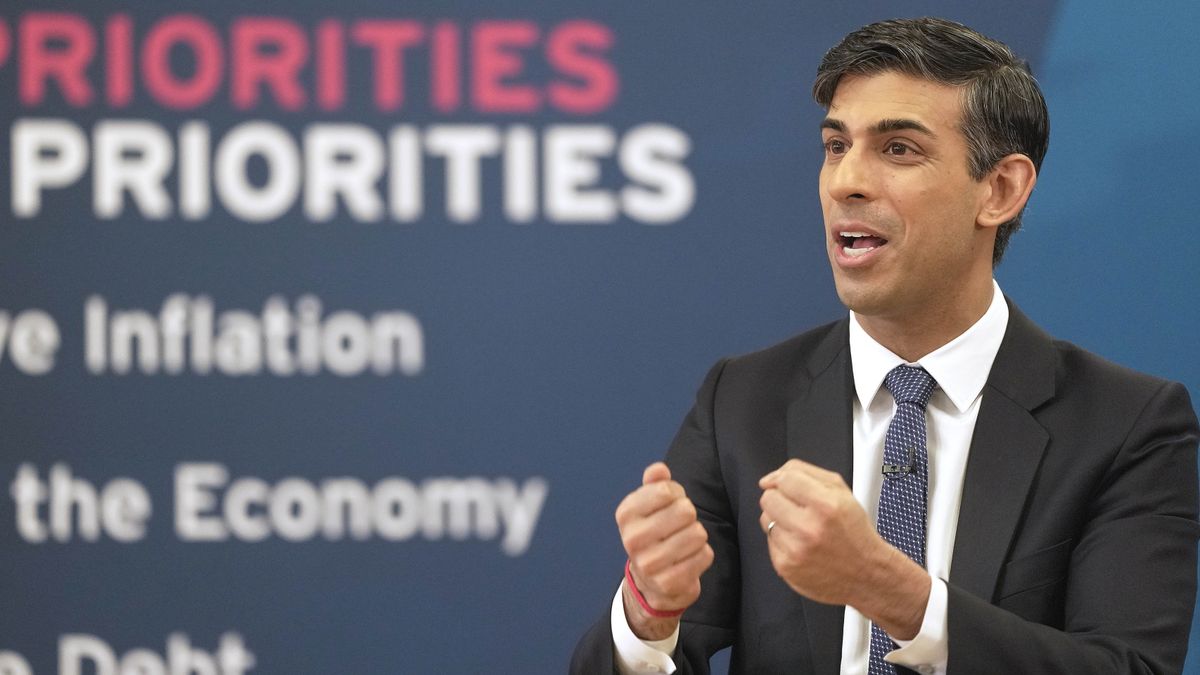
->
xmin=977 ymin=153 xmax=1037 ymax=229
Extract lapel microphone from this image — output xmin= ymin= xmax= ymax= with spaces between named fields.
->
xmin=881 ymin=446 xmax=917 ymax=477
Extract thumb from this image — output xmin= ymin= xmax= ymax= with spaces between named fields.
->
xmin=642 ymin=461 xmax=671 ymax=485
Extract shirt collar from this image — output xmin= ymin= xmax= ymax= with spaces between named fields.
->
xmin=848 ymin=280 xmax=1009 ymax=413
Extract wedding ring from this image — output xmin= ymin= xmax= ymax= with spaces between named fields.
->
xmin=767 ymin=520 xmax=777 ymax=536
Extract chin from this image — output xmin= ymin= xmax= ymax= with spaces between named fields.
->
xmin=834 ymin=282 xmax=895 ymax=318
xmin=833 ymin=276 xmax=869 ymax=310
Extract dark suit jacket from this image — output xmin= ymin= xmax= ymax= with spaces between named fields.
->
xmin=572 ymin=301 xmax=1200 ymax=674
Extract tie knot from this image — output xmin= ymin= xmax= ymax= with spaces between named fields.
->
xmin=884 ymin=365 xmax=937 ymax=408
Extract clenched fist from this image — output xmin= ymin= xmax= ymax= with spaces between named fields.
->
xmin=615 ymin=462 xmax=714 ymax=640
xmin=758 ymin=459 xmax=929 ymax=641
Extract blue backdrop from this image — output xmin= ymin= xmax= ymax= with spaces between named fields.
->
xmin=0 ymin=1 xmax=1196 ymax=672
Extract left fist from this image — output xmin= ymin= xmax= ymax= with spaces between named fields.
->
xmin=758 ymin=459 xmax=886 ymax=607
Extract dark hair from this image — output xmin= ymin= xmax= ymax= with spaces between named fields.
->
xmin=813 ymin=17 xmax=1049 ymax=265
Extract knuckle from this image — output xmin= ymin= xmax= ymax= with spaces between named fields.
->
xmin=667 ymin=500 xmax=691 ymax=527
xmin=758 ymin=485 xmax=777 ymax=506
xmin=637 ymin=551 xmax=665 ymax=575
xmin=627 ymin=558 xmax=644 ymax=577
xmin=631 ymin=561 xmax=662 ymax=590
xmin=667 ymin=564 xmax=698 ymax=589
xmin=622 ymin=525 xmax=651 ymax=554
xmin=649 ymin=481 xmax=669 ymax=496
xmin=678 ymin=503 xmax=695 ymax=525
xmin=621 ymin=536 xmax=641 ymax=557
xmin=654 ymin=568 xmax=680 ymax=594
xmin=760 ymin=489 xmax=776 ymax=510
xmin=681 ymin=499 xmax=698 ymax=521
xmin=615 ymin=503 xmax=632 ymax=527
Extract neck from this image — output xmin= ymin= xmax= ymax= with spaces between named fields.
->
xmin=857 ymin=276 xmax=994 ymax=363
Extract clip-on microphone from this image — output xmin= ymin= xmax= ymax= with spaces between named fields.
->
xmin=881 ymin=446 xmax=917 ymax=477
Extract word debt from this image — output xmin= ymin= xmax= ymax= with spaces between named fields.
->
xmin=0 ymin=632 xmax=255 ymax=675
xmin=11 ymin=119 xmax=694 ymax=224
xmin=2 ymin=14 xmax=616 ymax=113
xmin=85 ymin=294 xmax=424 ymax=377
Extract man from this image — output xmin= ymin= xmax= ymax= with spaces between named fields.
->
xmin=571 ymin=17 xmax=1200 ymax=675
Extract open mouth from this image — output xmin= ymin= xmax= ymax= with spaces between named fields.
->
xmin=838 ymin=231 xmax=889 ymax=258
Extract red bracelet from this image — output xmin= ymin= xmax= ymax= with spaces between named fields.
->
xmin=624 ymin=559 xmax=686 ymax=619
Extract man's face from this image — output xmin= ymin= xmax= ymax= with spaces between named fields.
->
xmin=819 ymin=71 xmax=993 ymax=322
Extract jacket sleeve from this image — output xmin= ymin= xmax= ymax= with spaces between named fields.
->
xmin=947 ymin=381 xmax=1200 ymax=674
xmin=571 ymin=359 xmax=740 ymax=674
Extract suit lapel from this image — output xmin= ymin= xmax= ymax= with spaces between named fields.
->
xmin=950 ymin=301 xmax=1055 ymax=600
xmin=785 ymin=319 xmax=853 ymax=675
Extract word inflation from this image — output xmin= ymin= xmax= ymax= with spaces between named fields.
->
xmin=85 ymin=294 xmax=424 ymax=377
xmin=11 ymin=119 xmax=694 ymax=225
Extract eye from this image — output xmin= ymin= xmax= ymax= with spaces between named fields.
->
xmin=824 ymin=139 xmax=847 ymax=155
xmin=883 ymin=141 xmax=917 ymax=157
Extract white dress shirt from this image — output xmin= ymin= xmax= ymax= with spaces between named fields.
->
xmin=613 ymin=281 xmax=1009 ymax=675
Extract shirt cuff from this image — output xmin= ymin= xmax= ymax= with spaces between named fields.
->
xmin=610 ymin=578 xmax=680 ymax=675
xmin=885 ymin=574 xmax=948 ymax=675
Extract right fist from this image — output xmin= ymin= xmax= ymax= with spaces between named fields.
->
xmin=616 ymin=462 xmax=714 ymax=622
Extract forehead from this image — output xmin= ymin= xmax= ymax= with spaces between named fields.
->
xmin=825 ymin=71 xmax=965 ymax=135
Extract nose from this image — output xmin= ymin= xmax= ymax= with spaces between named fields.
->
xmin=822 ymin=146 xmax=874 ymax=203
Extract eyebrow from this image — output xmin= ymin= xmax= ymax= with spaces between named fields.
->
xmin=820 ymin=117 xmax=937 ymax=137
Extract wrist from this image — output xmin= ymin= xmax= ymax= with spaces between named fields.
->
xmin=622 ymin=580 xmax=682 ymax=641
xmin=857 ymin=543 xmax=930 ymax=640
xmin=624 ymin=560 xmax=686 ymax=619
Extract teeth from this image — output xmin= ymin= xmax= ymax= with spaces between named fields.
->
xmin=843 ymin=245 xmax=875 ymax=257
xmin=841 ymin=232 xmax=870 ymax=238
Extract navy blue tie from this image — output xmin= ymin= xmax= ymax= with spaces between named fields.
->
xmin=869 ymin=365 xmax=937 ymax=675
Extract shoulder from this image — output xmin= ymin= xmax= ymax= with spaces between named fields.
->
xmin=1050 ymin=338 xmax=1171 ymax=398
xmin=1001 ymin=302 xmax=1196 ymax=436
xmin=697 ymin=317 xmax=848 ymax=402
xmin=1047 ymin=337 xmax=1195 ymax=433
xmin=725 ymin=317 xmax=845 ymax=374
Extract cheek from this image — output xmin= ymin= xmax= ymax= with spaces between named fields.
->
xmin=817 ymin=173 xmax=832 ymax=205
xmin=818 ymin=190 xmax=836 ymax=222
xmin=905 ymin=181 xmax=973 ymax=228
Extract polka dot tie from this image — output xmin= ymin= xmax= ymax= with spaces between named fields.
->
xmin=868 ymin=365 xmax=937 ymax=675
